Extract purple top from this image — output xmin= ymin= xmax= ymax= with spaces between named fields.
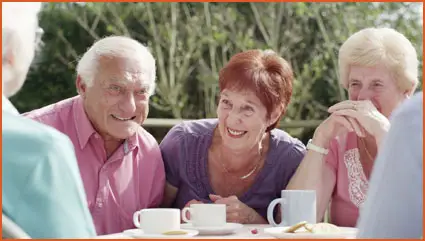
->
xmin=160 ymin=119 xmax=306 ymax=219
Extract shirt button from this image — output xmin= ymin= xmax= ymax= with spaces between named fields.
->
xmin=94 ymin=134 xmax=100 ymax=139
xmin=97 ymin=202 xmax=103 ymax=208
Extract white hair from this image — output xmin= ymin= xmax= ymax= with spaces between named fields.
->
xmin=77 ymin=36 xmax=156 ymax=95
xmin=339 ymin=27 xmax=419 ymax=95
xmin=2 ymin=2 xmax=42 ymax=97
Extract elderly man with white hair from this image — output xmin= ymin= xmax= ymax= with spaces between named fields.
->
xmin=24 ymin=36 xmax=166 ymax=235
xmin=2 ymin=2 xmax=96 ymax=238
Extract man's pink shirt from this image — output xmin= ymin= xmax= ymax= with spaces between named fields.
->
xmin=24 ymin=96 xmax=165 ymax=235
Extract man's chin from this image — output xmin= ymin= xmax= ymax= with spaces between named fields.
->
xmin=105 ymin=123 xmax=140 ymax=138
xmin=117 ymin=131 xmax=137 ymax=139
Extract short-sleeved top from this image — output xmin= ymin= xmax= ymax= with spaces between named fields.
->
xmin=2 ymin=97 xmax=96 ymax=238
xmin=23 ymin=96 xmax=165 ymax=235
xmin=160 ymin=119 xmax=306 ymax=219
xmin=325 ymin=131 xmax=369 ymax=227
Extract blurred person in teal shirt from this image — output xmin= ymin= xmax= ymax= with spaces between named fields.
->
xmin=2 ymin=2 xmax=96 ymax=238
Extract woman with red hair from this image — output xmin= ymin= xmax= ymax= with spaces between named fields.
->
xmin=160 ymin=49 xmax=305 ymax=224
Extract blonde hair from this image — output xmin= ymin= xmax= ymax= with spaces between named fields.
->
xmin=338 ymin=27 xmax=419 ymax=95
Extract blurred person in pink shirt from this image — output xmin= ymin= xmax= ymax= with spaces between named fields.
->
xmin=24 ymin=36 xmax=165 ymax=235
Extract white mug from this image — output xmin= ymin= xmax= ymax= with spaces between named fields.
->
xmin=133 ymin=208 xmax=180 ymax=234
xmin=267 ymin=190 xmax=316 ymax=226
xmin=182 ymin=204 xmax=226 ymax=227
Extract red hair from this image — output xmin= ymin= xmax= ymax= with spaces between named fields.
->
xmin=218 ymin=49 xmax=294 ymax=132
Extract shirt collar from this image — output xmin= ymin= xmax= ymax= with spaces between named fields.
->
xmin=127 ymin=128 xmax=140 ymax=154
xmin=2 ymin=95 xmax=19 ymax=115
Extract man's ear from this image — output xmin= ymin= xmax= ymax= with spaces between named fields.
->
xmin=2 ymin=29 xmax=15 ymax=68
xmin=76 ymin=75 xmax=87 ymax=96
xmin=3 ymin=50 xmax=14 ymax=68
xmin=2 ymin=30 xmax=21 ymax=97
xmin=404 ymin=89 xmax=413 ymax=98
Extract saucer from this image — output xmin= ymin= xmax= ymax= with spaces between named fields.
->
xmin=264 ymin=226 xmax=358 ymax=239
xmin=180 ymin=222 xmax=243 ymax=235
xmin=123 ymin=228 xmax=199 ymax=238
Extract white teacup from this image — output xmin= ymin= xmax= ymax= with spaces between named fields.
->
xmin=267 ymin=190 xmax=317 ymax=227
xmin=182 ymin=204 xmax=226 ymax=227
xmin=133 ymin=208 xmax=180 ymax=234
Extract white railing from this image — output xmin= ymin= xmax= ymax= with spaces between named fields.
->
xmin=142 ymin=118 xmax=322 ymax=129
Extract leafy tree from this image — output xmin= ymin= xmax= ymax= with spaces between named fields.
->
xmin=11 ymin=2 xmax=423 ymax=142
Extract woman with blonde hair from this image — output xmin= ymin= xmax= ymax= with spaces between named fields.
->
xmin=287 ymin=27 xmax=419 ymax=227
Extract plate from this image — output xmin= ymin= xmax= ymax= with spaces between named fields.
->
xmin=123 ymin=228 xmax=199 ymax=238
xmin=180 ymin=222 xmax=243 ymax=235
xmin=264 ymin=226 xmax=358 ymax=239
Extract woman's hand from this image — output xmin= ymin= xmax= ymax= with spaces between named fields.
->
xmin=312 ymin=113 xmax=365 ymax=149
xmin=209 ymin=194 xmax=266 ymax=224
xmin=328 ymin=100 xmax=390 ymax=144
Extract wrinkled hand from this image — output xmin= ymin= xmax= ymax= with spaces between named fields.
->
xmin=328 ymin=100 xmax=390 ymax=143
xmin=313 ymin=113 xmax=365 ymax=149
xmin=209 ymin=194 xmax=260 ymax=224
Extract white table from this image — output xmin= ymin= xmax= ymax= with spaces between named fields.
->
xmin=96 ymin=224 xmax=275 ymax=239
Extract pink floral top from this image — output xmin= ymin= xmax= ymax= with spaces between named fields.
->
xmin=324 ymin=131 xmax=369 ymax=227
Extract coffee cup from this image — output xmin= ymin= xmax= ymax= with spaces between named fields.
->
xmin=182 ymin=203 xmax=226 ymax=227
xmin=133 ymin=208 xmax=181 ymax=234
xmin=267 ymin=190 xmax=316 ymax=226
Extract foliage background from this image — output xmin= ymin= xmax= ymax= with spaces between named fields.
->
xmin=11 ymin=2 xmax=423 ymax=143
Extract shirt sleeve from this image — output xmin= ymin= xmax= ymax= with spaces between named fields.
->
xmin=14 ymin=133 xmax=97 ymax=238
xmin=283 ymin=140 xmax=306 ymax=187
xmin=356 ymin=93 xmax=423 ymax=238
xmin=159 ymin=123 xmax=186 ymax=188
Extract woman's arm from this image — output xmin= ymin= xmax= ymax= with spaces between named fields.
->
xmin=286 ymin=143 xmax=336 ymax=222
xmin=317 ymin=165 xmax=336 ymax=222
xmin=160 ymin=182 xmax=179 ymax=208
xmin=286 ymin=138 xmax=328 ymax=189
xmin=286 ymin=113 xmax=353 ymax=221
